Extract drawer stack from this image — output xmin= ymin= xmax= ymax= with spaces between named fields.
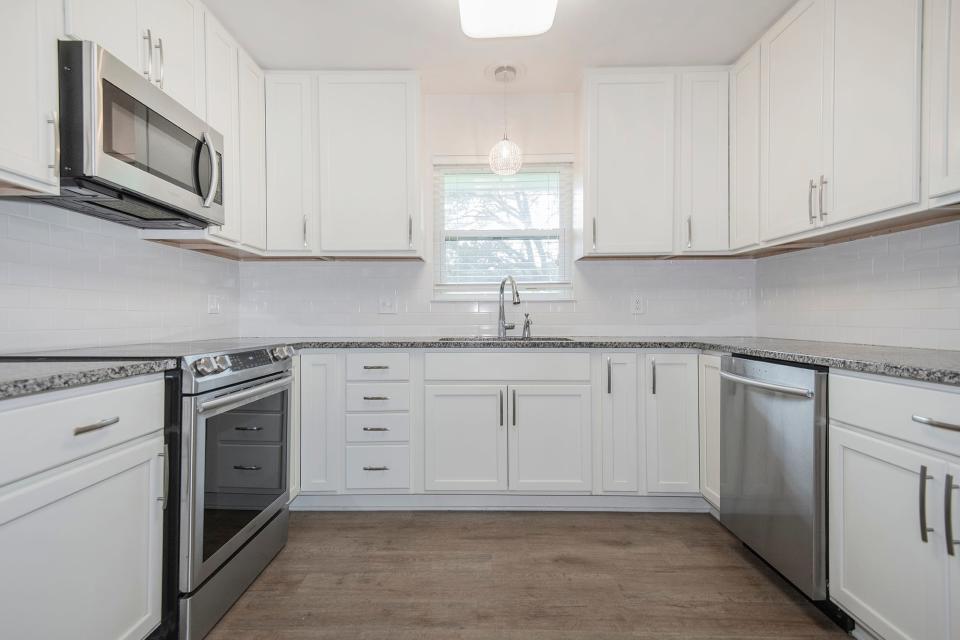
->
xmin=344 ymin=353 xmax=411 ymax=490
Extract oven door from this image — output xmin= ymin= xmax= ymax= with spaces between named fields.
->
xmin=180 ymin=373 xmax=291 ymax=593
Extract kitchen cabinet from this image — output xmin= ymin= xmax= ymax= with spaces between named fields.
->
xmin=645 ymin=354 xmax=700 ymax=494
xmin=299 ymin=354 xmax=342 ymax=492
xmin=583 ymin=70 xmax=676 ymax=255
xmin=927 ymin=0 xmax=960 ymax=204
xmin=0 ymin=0 xmax=60 ymax=196
xmin=509 ymin=385 xmax=592 ymax=492
xmin=237 ymin=47 xmax=267 ymax=251
xmin=697 ymin=355 xmax=721 ymax=509
xmin=601 ymin=353 xmax=640 ymax=492
xmin=678 ymin=71 xmax=729 ymax=252
xmin=63 ymin=0 xmax=140 ymax=73
xmin=759 ymin=0 xmax=832 ymax=242
xmin=951 ymin=462 xmax=960 ymax=640
xmin=204 ymin=11 xmax=240 ymax=243
xmin=265 ymin=73 xmax=318 ymax=253
xmin=729 ymin=44 xmax=761 ymax=250
xmin=316 ymin=72 xmax=420 ymax=256
xmin=424 ymin=385 xmax=508 ymax=491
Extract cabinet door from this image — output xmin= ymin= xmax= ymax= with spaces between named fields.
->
xmin=203 ymin=11 xmax=240 ymax=242
xmin=586 ymin=72 xmax=675 ymax=254
xmin=760 ymin=0 xmax=832 ymax=241
xmin=317 ymin=73 xmax=419 ymax=253
xmin=826 ymin=0 xmax=921 ymax=224
xmin=237 ymin=48 xmax=267 ymax=250
xmin=829 ymin=425 xmax=948 ymax=640
xmin=679 ymin=71 xmax=729 ymax=252
xmin=601 ymin=354 xmax=639 ymax=492
xmin=950 ymin=462 xmax=960 ymax=640
xmin=265 ymin=73 xmax=317 ymax=253
xmin=927 ymin=0 xmax=960 ymax=200
xmin=698 ymin=355 xmax=721 ymax=509
xmin=0 ymin=0 xmax=60 ymax=195
xmin=0 ymin=436 xmax=164 ymax=640
xmin=645 ymin=354 xmax=700 ymax=494
xmin=300 ymin=354 xmax=342 ymax=492
xmin=64 ymin=0 xmax=142 ymax=74
xmin=730 ymin=45 xmax=761 ymax=250
xmin=424 ymin=385 xmax=507 ymax=491
xmin=509 ymin=385 xmax=592 ymax=492
xmin=139 ymin=0 xmax=205 ymax=115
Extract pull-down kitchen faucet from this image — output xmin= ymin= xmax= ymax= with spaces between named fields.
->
xmin=498 ymin=275 xmax=521 ymax=337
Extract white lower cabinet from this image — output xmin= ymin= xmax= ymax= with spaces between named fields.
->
xmin=345 ymin=445 xmax=410 ymax=490
xmin=601 ymin=353 xmax=640 ymax=492
xmin=424 ymin=384 xmax=508 ymax=491
xmin=509 ymin=385 xmax=592 ymax=492
xmin=698 ymin=355 xmax=721 ymax=508
xmin=0 ymin=436 xmax=165 ymax=640
xmin=299 ymin=354 xmax=342 ymax=492
xmin=645 ymin=354 xmax=700 ymax=494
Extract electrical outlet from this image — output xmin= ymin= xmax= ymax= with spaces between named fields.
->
xmin=378 ymin=294 xmax=398 ymax=315
xmin=631 ymin=295 xmax=645 ymax=315
xmin=207 ymin=294 xmax=221 ymax=315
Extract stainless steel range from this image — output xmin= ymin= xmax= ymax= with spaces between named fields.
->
xmin=176 ymin=345 xmax=295 ymax=639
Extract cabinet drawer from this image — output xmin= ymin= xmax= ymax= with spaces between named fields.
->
xmin=345 ymin=445 xmax=410 ymax=489
xmin=346 ymin=353 xmax=410 ymax=381
xmin=831 ymin=373 xmax=960 ymax=457
xmin=346 ymin=383 xmax=410 ymax=412
xmin=0 ymin=378 xmax=165 ymax=488
xmin=211 ymin=444 xmax=283 ymax=490
xmin=425 ymin=352 xmax=591 ymax=381
xmin=346 ymin=413 xmax=410 ymax=443
xmin=211 ymin=413 xmax=284 ymax=443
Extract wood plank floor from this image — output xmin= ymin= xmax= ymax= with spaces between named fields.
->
xmin=209 ymin=511 xmax=847 ymax=640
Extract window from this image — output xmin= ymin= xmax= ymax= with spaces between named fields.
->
xmin=434 ymin=163 xmax=573 ymax=296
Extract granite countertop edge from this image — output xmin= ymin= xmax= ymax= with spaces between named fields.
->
xmin=0 ymin=359 xmax=178 ymax=402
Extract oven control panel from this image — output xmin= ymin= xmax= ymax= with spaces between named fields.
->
xmin=230 ymin=350 xmax=275 ymax=371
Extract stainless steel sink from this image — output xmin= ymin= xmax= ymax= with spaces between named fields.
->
xmin=436 ymin=336 xmax=574 ymax=342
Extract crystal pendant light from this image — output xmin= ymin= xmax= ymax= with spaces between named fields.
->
xmin=489 ymin=66 xmax=522 ymax=176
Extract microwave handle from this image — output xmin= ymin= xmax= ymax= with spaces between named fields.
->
xmin=201 ymin=131 xmax=219 ymax=208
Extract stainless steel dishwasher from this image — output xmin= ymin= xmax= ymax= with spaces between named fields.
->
xmin=719 ymin=355 xmax=828 ymax=601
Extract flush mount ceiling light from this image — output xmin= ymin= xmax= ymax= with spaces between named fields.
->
xmin=459 ymin=0 xmax=559 ymax=39
xmin=489 ymin=65 xmax=523 ymax=176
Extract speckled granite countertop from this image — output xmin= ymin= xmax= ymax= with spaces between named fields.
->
xmin=0 ymin=359 xmax=176 ymax=401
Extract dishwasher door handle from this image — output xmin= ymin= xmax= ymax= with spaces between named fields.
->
xmin=719 ymin=371 xmax=814 ymax=398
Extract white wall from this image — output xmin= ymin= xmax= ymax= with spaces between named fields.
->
xmin=0 ymin=200 xmax=239 ymax=353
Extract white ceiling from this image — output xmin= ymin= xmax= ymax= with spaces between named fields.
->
xmin=203 ymin=0 xmax=795 ymax=93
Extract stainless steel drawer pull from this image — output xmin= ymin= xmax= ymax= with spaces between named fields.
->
xmin=512 ymin=388 xmax=517 ymax=426
xmin=920 ymin=465 xmax=934 ymax=543
xmin=233 ymin=465 xmax=262 ymax=471
xmin=73 ymin=416 xmax=120 ymax=436
xmin=912 ymin=415 xmax=960 ymax=433
xmin=946 ymin=474 xmax=959 ymax=557
xmin=718 ymin=371 xmax=814 ymax=398
xmin=363 ymin=466 xmax=390 ymax=471
xmin=808 ymin=179 xmax=816 ymax=223
xmin=607 ymin=357 xmax=612 ymax=394
xmin=363 ymin=365 xmax=390 ymax=370
xmin=651 ymin=358 xmax=657 ymax=395
xmin=363 ymin=395 xmax=390 ymax=401
xmin=362 ymin=427 xmax=390 ymax=432
xmin=499 ymin=389 xmax=504 ymax=426
xmin=234 ymin=426 xmax=264 ymax=432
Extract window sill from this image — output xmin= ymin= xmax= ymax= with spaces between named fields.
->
xmin=432 ymin=286 xmax=575 ymax=303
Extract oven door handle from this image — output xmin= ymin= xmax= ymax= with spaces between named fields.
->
xmin=197 ymin=376 xmax=292 ymax=414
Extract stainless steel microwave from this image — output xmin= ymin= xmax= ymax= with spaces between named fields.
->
xmin=34 ymin=40 xmax=224 ymax=229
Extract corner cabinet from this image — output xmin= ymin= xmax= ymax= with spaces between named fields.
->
xmin=0 ymin=0 xmax=60 ymax=196
xmin=645 ymin=354 xmax=700 ymax=494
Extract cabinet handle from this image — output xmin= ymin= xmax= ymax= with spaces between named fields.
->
xmin=512 ymin=388 xmax=517 ymax=426
xmin=408 ymin=216 xmax=413 ymax=248
xmin=158 ymin=445 xmax=169 ymax=510
xmin=363 ymin=466 xmax=389 ymax=471
xmin=920 ymin=465 xmax=935 ymax=543
xmin=362 ymin=427 xmax=390 ymax=432
xmin=499 ymin=389 xmax=504 ymax=426
xmin=303 ymin=216 xmax=308 ymax=248
xmin=687 ymin=216 xmax=693 ymax=249
xmin=607 ymin=357 xmax=612 ymax=394
xmin=592 ymin=218 xmax=598 ymax=250
xmin=233 ymin=465 xmax=262 ymax=471
xmin=363 ymin=365 xmax=390 ymax=370
xmin=651 ymin=358 xmax=657 ymax=395
xmin=154 ymin=37 xmax=165 ymax=89
xmin=142 ymin=29 xmax=154 ymax=80
xmin=363 ymin=395 xmax=390 ymax=401
xmin=234 ymin=426 xmax=263 ymax=432
xmin=74 ymin=416 xmax=120 ymax=436
xmin=818 ymin=175 xmax=828 ymax=219
xmin=912 ymin=415 xmax=960 ymax=433
xmin=808 ymin=179 xmax=817 ymax=224
xmin=46 ymin=112 xmax=59 ymax=171
xmin=946 ymin=474 xmax=959 ymax=557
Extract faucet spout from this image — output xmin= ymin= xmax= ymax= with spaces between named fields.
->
xmin=498 ymin=275 xmax=521 ymax=338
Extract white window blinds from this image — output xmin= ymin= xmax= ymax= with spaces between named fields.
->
xmin=434 ymin=164 xmax=573 ymax=287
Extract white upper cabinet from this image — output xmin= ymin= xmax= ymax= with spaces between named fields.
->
xmin=0 ymin=0 xmax=60 ymax=196
xmin=63 ymin=0 xmax=141 ymax=72
xmin=316 ymin=72 xmax=420 ymax=255
xmin=584 ymin=70 xmax=676 ymax=255
xmin=237 ymin=47 xmax=267 ymax=251
xmin=760 ymin=0 xmax=833 ymax=242
xmin=645 ymin=354 xmax=700 ymax=494
xmin=679 ymin=71 xmax=729 ymax=252
xmin=827 ymin=0 xmax=922 ymax=225
xmin=729 ymin=44 xmax=761 ymax=250
xmin=927 ymin=0 xmax=960 ymax=203
xmin=265 ymin=73 xmax=317 ymax=253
